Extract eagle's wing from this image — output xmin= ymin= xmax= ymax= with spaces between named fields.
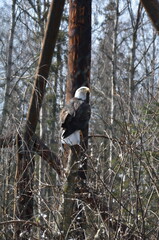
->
xmin=75 ymin=101 xmax=91 ymax=125
xmin=59 ymin=107 xmax=71 ymax=127
xmin=59 ymin=99 xmax=76 ymax=128
xmin=60 ymin=98 xmax=91 ymax=139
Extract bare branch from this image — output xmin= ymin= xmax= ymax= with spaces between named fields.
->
xmin=78 ymin=187 xmax=143 ymax=240
xmin=0 ymin=133 xmax=61 ymax=175
xmin=33 ymin=134 xmax=61 ymax=176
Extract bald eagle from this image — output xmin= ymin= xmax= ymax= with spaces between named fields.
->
xmin=60 ymin=87 xmax=91 ymax=146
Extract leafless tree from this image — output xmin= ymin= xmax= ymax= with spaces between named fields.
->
xmin=0 ymin=0 xmax=159 ymax=239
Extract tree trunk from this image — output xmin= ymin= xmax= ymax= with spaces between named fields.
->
xmin=25 ymin=0 xmax=65 ymax=139
xmin=62 ymin=0 xmax=92 ymax=238
xmin=37 ymin=106 xmax=46 ymax=239
xmin=13 ymin=0 xmax=65 ymax=238
xmin=67 ymin=0 xmax=91 ymax=176
xmin=14 ymin=134 xmax=34 ymax=240
xmin=66 ymin=0 xmax=91 ymax=102
xmin=108 ymin=1 xmax=119 ymax=238
xmin=51 ymin=43 xmax=61 ymax=143
xmin=141 ymin=0 xmax=159 ymax=32
xmin=128 ymin=3 xmax=142 ymax=122
xmin=0 ymin=0 xmax=16 ymax=134
xmin=109 ymin=0 xmax=119 ymax=181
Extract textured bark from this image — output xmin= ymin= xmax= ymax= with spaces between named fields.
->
xmin=66 ymin=0 xmax=91 ymax=102
xmin=62 ymin=0 xmax=92 ymax=238
xmin=141 ymin=0 xmax=159 ymax=32
xmin=66 ymin=0 xmax=91 ymax=179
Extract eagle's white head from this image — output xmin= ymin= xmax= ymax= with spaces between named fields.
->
xmin=74 ymin=86 xmax=90 ymax=101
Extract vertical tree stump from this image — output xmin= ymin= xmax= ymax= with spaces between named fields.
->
xmin=62 ymin=0 xmax=92 ymax=238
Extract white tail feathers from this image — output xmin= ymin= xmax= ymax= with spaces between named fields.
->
xmin=61 ymin=130 xmax=80 ymax=146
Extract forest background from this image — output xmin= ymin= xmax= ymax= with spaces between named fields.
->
xmin=0 ymin=0 xmax=159 ymax=239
